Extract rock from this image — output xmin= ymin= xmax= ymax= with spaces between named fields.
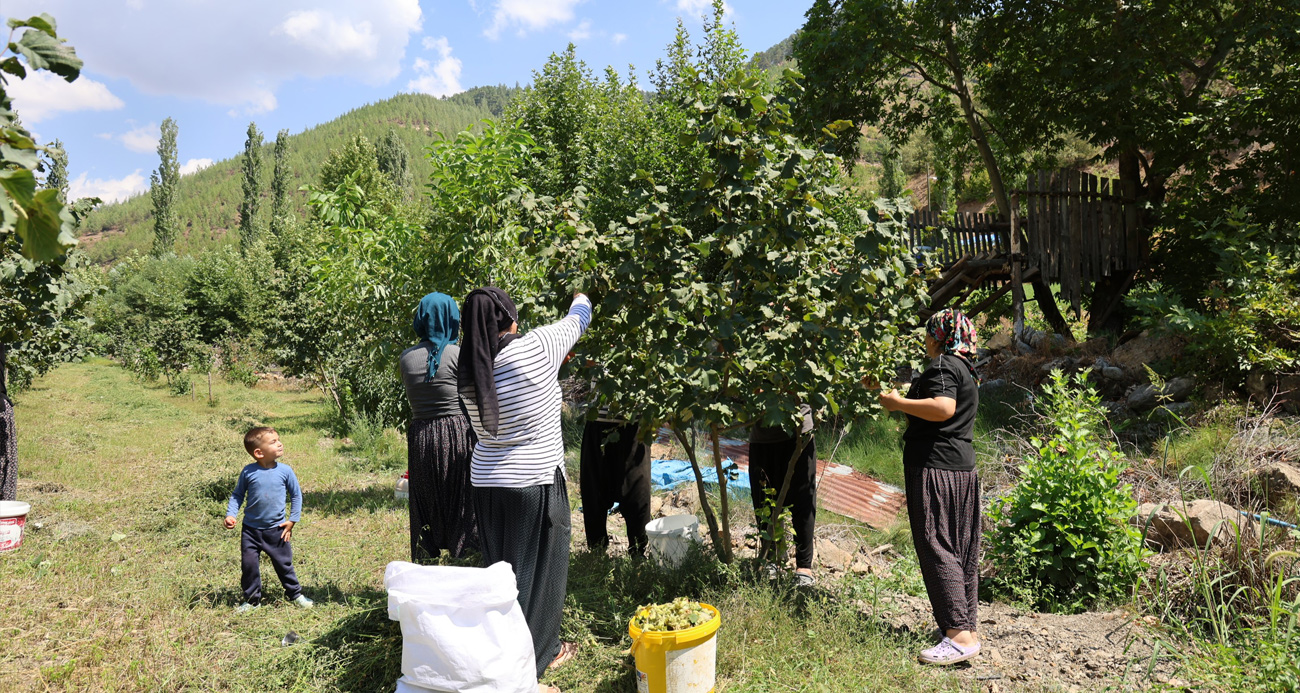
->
xmin=1016 ymin=341 xmax=1035 ymax=356
xmin=986 ymin=330 xmax=1014 ymax=352
xmin=1102 ymin=366 xmax=1125 ymax=381
xmin=1246 ymin=366 xmax=1276 ymax=400
xmin=1127 ymin=377 xmax=1196 ymax=412
xmin=1022 ymin=327 xmax=1046 ymax=348
xmin=1040 ymin=357 xmax=1075 ymax=374
xmin=979 ymin=379 xmax=1007 ymax=393
xmin=1092 ymin=357 xmax=1111 ymax=371
xmin=1133 ymin=499 xmax=1241 ymax=549
xmin=815 ymin=537 xmax=854 ymax=571
xmin=1254 ymin=463 xmax=1300 ymax=509
xmin=674 ymin=486 xmax=699 ymax=513
xmin=650 ymin=495 xmax=664 ymax=517
xmin=1111 ymin=331 xmax=1185 ymax=371
xmin=1164 ymin=377 xmax=1197 ymax=401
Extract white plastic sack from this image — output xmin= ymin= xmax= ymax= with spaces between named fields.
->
xmin=383 ymin=561 xmax=537 ymax=693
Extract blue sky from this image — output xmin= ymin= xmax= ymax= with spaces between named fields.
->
xmin=1 ymin=1 xmax=810 ymax=204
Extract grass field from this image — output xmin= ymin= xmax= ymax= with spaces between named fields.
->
xmin=2 ymin=360 xmax=966 ymax=692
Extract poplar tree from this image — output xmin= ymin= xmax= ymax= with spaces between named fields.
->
xmin=44 ymin=138 xmax=68 ymax=199
xmin=270 ymin=128 xmax=291 ymax=237
xmin=239 ymin=122 xmax=264 ymax=252
xmin=879 ymin=146 xmax=905 ymax=199
xmin=150 ymin=117 xmax=180 ymax=256
xmin=376 ymin=127 xmax=413 ymax=196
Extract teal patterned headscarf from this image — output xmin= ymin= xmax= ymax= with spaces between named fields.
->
xmin=926 ymin=308 xmax=978 ymax=359
xmin=412 ymin=292 xmax=460 ymax=382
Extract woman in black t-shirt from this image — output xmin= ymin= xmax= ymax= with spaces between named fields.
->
xmin=879 ymin=308 xmax=982 ymax=666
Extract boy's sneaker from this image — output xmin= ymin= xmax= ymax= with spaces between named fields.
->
xmin=234 ymin=602 xmax=259 ymax=614
xmin=291 ymin=595 xmax=314 ymax=609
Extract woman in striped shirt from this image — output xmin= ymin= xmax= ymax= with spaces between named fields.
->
xmin=458 ymin=287 xmax=592 ymax=686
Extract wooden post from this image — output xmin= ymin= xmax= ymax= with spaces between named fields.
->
xmin=1010 ymin=193 xmax=1026 ymax=343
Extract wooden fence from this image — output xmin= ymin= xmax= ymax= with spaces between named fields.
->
xmin=1020 ymin=169 xmax=1141 ymax=313
xmin=905 ymin=210 xmax=1009 ymax=267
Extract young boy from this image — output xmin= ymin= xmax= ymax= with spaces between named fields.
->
xmin=224 ymin=426 xmax=313 ymax=613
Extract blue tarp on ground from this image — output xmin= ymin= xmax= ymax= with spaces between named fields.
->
xmin=650 ymin=459 xmax=751 ymax=493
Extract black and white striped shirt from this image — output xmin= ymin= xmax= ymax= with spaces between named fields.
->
xmin=462 ymin=295 xmax=592 ymax=488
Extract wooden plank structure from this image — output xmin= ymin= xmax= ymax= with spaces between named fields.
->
xmin=906 ymin=168 xmax=1142 ymax=330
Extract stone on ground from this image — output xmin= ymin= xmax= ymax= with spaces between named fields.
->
xmin=1133 ymin=499 xmax=1242 ymax=549
xmin=1253 ymin=462 xmax=1300 ymax=509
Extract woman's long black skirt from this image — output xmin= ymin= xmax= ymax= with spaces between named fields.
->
xmin=904 ymin=455 xmax=981 ymax=633
xmin=474 ymin=468 xmax=571 ymax=679
xmin=408 ymin=413 xmax=478 ymax=561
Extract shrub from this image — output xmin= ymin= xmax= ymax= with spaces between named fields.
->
xmin=956 ymin=167 xmax=991 ymax=204
xmin=984 ymin=370 xmax=1145 ymax=612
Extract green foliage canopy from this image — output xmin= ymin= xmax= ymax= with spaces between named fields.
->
xmin=530 ymin=64 xmax=929 ymax=560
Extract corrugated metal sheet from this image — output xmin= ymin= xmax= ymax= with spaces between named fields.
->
xmin=654 ymin=429 xmax=905 ymax=529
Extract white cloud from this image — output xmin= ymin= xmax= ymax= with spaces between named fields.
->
xmin=407 ymin=37 xmax=462 ymax=98
xmin=179 ymin=158 xmax=214 ymax=175
xmin=5 ymin=70 xmax=125 ymax=123
xmin=674 ymin=0 xmax=733 ymax=17
xmin=567 ymin=19 xmax=592 ymax=41
xmin=484 ymin=0 xmax=581 ymax=40
xmin=68 ymin=169 xmax=148 ymax=204
xmin=95 ymin=132 xmax=113 ymax=140
xmin=612 ymin=33 xmax=627 ymax=45
xmin=1 ymin=0 xmax=422 ymax=113
xmin=118 ymin=123 xmax=159 ymax=153
xmin=277 ymin=10 xmax=379 ymax=60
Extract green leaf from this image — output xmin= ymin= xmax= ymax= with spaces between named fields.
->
xmin=7 ymin=14 xmax=58 ymax=35
xmin=14 ymin=26 xmax=82 ymax=82
xmin=15 ymin=188 xmax=78 ymax=261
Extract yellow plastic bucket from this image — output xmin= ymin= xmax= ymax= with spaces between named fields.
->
xmin=628 ymin=602 xmax=720 ymax=693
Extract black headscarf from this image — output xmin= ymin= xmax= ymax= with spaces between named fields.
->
xmin=458 ymin=287 xmax=520 ymax=436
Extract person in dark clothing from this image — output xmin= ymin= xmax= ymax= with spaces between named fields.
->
xmin=879 ymin=308 xmax=981 ymax=666
xmin=579 ymin=414 xmax=651 ymax=556
xmin=400 ymin=292 xmax=478 ymax=561
xmin=749 ymin=404 xmax=817 ymax=586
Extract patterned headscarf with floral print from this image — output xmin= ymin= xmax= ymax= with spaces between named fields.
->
xmin=926 ymin=308 xmax=978 ymax=359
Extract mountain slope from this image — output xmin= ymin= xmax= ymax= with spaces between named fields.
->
xmin=80 ymin=86 xmax=515 ymax=262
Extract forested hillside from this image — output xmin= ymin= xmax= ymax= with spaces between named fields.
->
xmin=79 ymin=86 xmax=515 ymax=261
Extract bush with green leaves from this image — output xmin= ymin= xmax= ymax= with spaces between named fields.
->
xmin=984 ymin=370 xmax=1145 ymax=612
xmin=529 ymin=54 xmax=928 ymax=561
xmin=1135 ymin=208 xmax=1299 ymax=384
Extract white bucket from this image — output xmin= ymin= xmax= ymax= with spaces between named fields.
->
xmin=645 ymin=515 xmax=700 ymax=569
xmin=0 ymin=501 xmax=31 ymax=553
xmin=395 ymin=472 xmax=409 ymax=500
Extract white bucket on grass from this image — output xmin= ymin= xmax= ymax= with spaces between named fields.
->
xmin=0 ymin=501 xmax=30 ymax=553
xmin=645 ymin=515 xmax=700 ymax=569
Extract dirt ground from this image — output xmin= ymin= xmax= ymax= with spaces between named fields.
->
xmin=579 ymin=491 xmax=1188 ymax=692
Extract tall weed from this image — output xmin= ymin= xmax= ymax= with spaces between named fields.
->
xmin=984 ymin=371 xmax=1145 ymax=612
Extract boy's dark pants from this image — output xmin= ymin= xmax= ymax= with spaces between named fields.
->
xmin=241 ymin=524 xmax=301 ymax=604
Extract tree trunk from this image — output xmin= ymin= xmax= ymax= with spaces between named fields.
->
xmin=0 ymin=344 xmax=16 ymax=502
xmin=943 ymin=25 xmax=1011 ymax=219
xmin=672 ymin=425 xmax=729 ymax=563
xmin=1086 ymin=146 xmax=1158 ymax=334
xmin=1032 ymin=278 xmax=1072 ymax=338
xmin=708 ymin=427 xmax=734 ymax=563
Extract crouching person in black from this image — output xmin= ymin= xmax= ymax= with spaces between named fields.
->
xmin=750 ymin=403 xmax=817 ymax=586
xmin=579 ymin=407 xmax=652 ymax=557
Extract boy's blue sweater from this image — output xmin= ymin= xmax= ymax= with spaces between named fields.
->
xmin=226 ymin=462 xmax=302 ymax=530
